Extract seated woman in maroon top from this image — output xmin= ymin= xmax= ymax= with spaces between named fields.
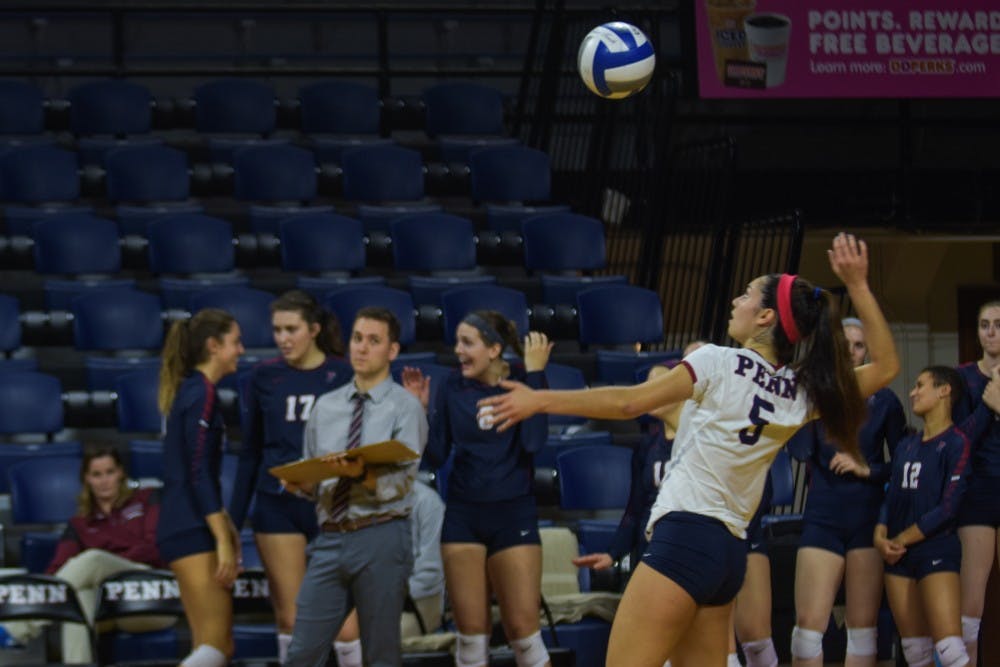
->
xmin=0 ymin=446 xmax=173 ymax=662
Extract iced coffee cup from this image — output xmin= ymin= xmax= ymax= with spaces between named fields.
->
xmin=705 ymin=0 xmax=756 ymax=84
xmin=745 ymin=13 xmax=792 ymax=87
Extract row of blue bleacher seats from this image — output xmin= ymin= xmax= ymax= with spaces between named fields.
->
xmin=0 ymin=79 xmax=512 ymax=146
xmin=0 ymin=142 xmax=558 ymax=233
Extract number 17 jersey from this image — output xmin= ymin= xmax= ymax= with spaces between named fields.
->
xmin=648 ymin=344 xmax=814 ymax=539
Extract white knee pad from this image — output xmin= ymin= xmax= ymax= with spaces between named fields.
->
xmin=455 ymin=632 xmax=489 ymax=667
xmin=845 ymin=626 xmax=877 ymax=657
xmin=741 ymin=637 xmax=778 ymax=667
xmin=726 ymin=654 xmax=740 ymax=667
xmin=935 ymin=635 xmax=969 ymax=667
xmin=790 ymin=626 xmax=823 ymax=660
xmin=962 ymin=615 xmax=981 ymax=645
xmin=900 ymin=636 xmax=934 ymax=667
xmin=510 ymin=630 xmax=549 ymax=667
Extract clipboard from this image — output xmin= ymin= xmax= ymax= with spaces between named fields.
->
xmin=269 ymin=440 xmax=419 ymax=485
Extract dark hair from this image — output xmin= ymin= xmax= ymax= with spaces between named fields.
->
xmin=467 ymin=310 xmax=524 ymax=357
xmin=354 ymin=306 xmax=401 ymax=344
xmin=158 ymin=308 xmax=236 ymax=414
xmin=78 ymin=446 xmax=132 ymax=517
xmin=270 ymin=290 xmax=344 ymax=357
xmin=922 ymin=365 xmax=964 ymax=409
xmin=760 ymin=274 xmax=865 ymax=454
xmin=979 ymin=300 xmax=1000 ymax=320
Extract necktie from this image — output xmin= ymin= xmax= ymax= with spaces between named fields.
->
xmin=328 ymin=392 xmax=367 ymax=522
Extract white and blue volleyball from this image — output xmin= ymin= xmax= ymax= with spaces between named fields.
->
xmin=577 ymin=21 xmax=656 ymax=99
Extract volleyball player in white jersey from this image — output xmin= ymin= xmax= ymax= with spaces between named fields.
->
xmin=480 ymin=233 xmax=900 ymax=667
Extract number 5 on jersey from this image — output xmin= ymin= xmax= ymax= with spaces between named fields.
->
xmin=740 ymin=395 xmax=775 ymax=446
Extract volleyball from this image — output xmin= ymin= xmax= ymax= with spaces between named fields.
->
xmin=577 ymin=21 xmax=656 ymax=99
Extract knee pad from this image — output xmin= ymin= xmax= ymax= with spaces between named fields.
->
xmin=845 ymin=626 xmax=877 ymax=657
xmin=935 ymin=635 xmax=969 ymax=667
xmin=740 ymin=637 xmax=778 ymax=667
xmin=455 ymin=632 xmax=489 ymax=667
xmin=962 ymin=615 xmax=981 ymax=645
xmin=510 ymin=630 xmax=549 ymax=667
xmin=790 ymin=626 xmax=823 ymax=660
xmin=900 ymin=636 xmax=933 ymax=667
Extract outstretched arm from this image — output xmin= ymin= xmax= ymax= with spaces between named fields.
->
xmin=829 ymin=233 xmax=900 ymax=398
xmin=480 ymin=362 xmax=695 ymax=433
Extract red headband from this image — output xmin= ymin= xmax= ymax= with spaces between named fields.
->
xmin=776 ymin=274 xmax=801 ymax=344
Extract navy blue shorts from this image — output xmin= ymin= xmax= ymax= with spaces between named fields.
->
xmin=746 ymin=513 xmax=768 ymax=555
xmin=641 ymin=512 xmax=747 ymax=606
xmin=251 ymin=491 xmax=319 ymax=540
xmin=957 ymin=476 xmax=1000 ymax=528
xmin=157 ymin=527 xmax=216 ymax=563
xmin=799 ymin=517 xmax=877 ymax=556
xmin=885 ymin=536 xmax=961 ymax=580
xmin=442 ymin=496 xmax=540 ymax=556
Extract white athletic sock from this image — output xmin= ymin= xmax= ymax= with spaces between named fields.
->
xmin=727 ymin=652 xmax=742 ymax=666
xmin=181 ymin=644 xmax=227 ymax=667
xmin=277 ymin=632 xmax=292 ymax=664
xmin=334 ymin=638 xmax=363 ymax=667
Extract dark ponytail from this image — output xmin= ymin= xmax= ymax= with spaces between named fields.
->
xmin=159 ymin=308 xmax=236 ymax=414
xmin=270 ymin=290 xmax=344 ymax=357
xmin=761 ymin=274 xmax=865 ymax=455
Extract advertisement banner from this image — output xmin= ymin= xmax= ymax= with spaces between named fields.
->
xmin=695 ymin=1 xmax=1000 ymax=97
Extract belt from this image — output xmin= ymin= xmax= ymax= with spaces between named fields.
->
xmin=321 ymin=512 xmax=407 ymax=533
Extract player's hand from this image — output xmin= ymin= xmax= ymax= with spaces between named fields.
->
xmin=523 ymin=331 xmax=554 ymax=372
xmin=829 ymin=451 xmax=870 ymax=478
xmin=477 ymin=380 xmax=537 ymax=432
xmin=827 ymin=233 xmax=869 ymax=289
xmin=214 ymin=538 xmax=239 ymax=588
xmin=572 ymin=553 xmax=614 ymax=571
xmin=984 ymin=366 xmax=1000 ymax=414
xmin=401 ymin=366 xmax=431 ymax=410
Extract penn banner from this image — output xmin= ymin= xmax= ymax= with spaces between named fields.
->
xmin=695 ymin=1 xmax=1000 ymax=97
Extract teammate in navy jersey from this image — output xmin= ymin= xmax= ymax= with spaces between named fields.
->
xmin=228 ymin=290 xmax=350 ymax=664
xmin=787 ymin=318 xmax=907 ymax=667
xmin=954 ymin=300 xmax=1000 ymax=664
xmin=876 ymin=366 xmax=971 ymax=667
xmin=481 ymin=234 xmax=900 ymax=666
xmin=419 ymin=310 xmax=553 ymax=667
xmin=156 ymin=308 xmax=244 ymax=667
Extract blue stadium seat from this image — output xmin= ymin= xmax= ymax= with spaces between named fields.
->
xmin=1 ymin=145 xmax=86 ymax=234
xmin=247 ymin=203 xmax=336 ymax=235
xmin=72 ymin=290 xmax=164 ymax=351
xmin=523 ymin=213 xmax=606 ymax=272
xmin=44 ymin=278 xmax=137 ymax=310
xmin=94 ymin=570 xmax=184 ymax=664
xmin=0 ymin=358 xmax=37 ymax=373
xmin=159 ymin=275 xmax=250 ymax=311
xmin=295 ymin=275 xmax=386 ymax=300
xmin=8 ymin=456 xmax=82 ymax=573
xmin=115 ymin=367 xmax=163 ymax=433
xmin=0 ymin=80 xmax=45 ymax=135
xmin=0 ymin=442 xmax=82 ymax=495
xmin=127 ymin=439 xmax=164 ymax=480
xmin=0 ymin=371 xmax=64 ymax=435
xmin=485 ymin=203 xmax=570 ymax=233
xmin=85 ymin=356 xmax=162 ymax=392
xmin=0 ymin=294 xmax=22 ymax=352
xmin=556 ymin=445 xmax=632 ymax=511
xmin=69 ymin=80 xmax=153 ymax=136
xmin=763 ymin=448 xmax=804 ymax=535
xmin=408 ymin=275 xmax=496 ymax=308
xmin=279 ymin=212 xmax=366 ymax=273
xmin=233 ymin=144 xmax=318 ymax=203
xmin=32 ymin=213 xmax=121 ymax=275
xmin=575 ymin=518 xmax=620 ymax=555
xmin=323 ymin=286 xmax=417 ymax=348
xmin=422 ymin=82 xmax=504 ymax=138
xmin=440 ymin=285 xmax=529 ymax=345
xmin=356 ymin=202 xmax=443 ymax=233
xmin=147 ymin=214 xmax=235 ymax=275
xmin=188 ymin=286 xmax=275 ymax=349
xmin=390 ymin=213 xmax=476 ymax=272
xmin=470 ymin=145 xmax=551 ymax=203
xmin=195 ymin=78 xmax=276 ymax=135
xmin=68 ymin=80 xmax=158 ymax=164
xmin=541 ymin=618 xmax=611 ymax=667
xmin=104 ymin=144 xmax=191 ymax=203
xmin=534 ymin=431 xmax=613 ymax=468
xmin=299 ymin=80 xmax=381 ymax=135
xmin=577 ymin=285 xmax=663 ymax=348
xmin=438 ymin=136 xmax=519 ymax=163
xmin=341 ymin=145 xmax=424 ymax=202
xmin=541 ymin=275 xmax=628 ymax=306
